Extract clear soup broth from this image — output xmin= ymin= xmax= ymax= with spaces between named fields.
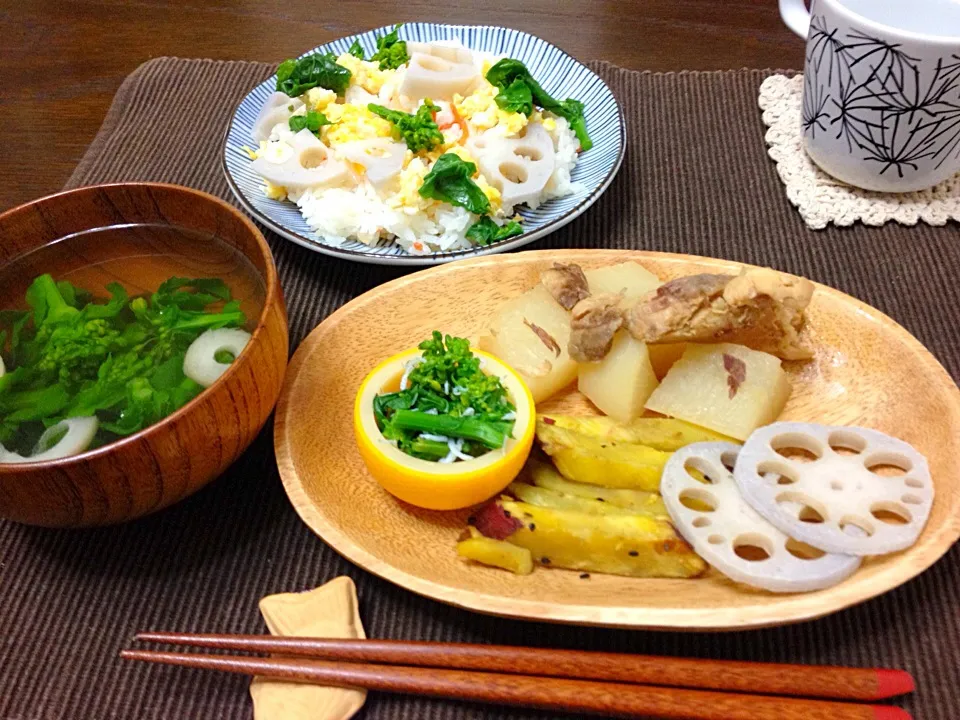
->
xmin=0 ymin=223 xmax=266 ymax=318
xmin=0 ymin=223 xmax=266 ymax=457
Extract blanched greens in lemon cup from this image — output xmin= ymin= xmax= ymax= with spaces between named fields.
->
xmin=354 ymin=332 xmax=534 ymax=510
xmin=375 ymin=332 xmax=516 ymax=461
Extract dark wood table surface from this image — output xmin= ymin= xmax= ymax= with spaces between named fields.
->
xmin=0 ymin=0 xmax=804 ymax=213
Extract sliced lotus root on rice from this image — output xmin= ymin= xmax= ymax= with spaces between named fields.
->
xmin=734 ymin=422 xmax=933 ymax=556
xmin=661 ymin=442 xmax=861 ymax=593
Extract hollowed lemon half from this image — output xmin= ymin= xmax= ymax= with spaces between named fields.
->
xmin=354 ymin=347 xmax=535 ymax=510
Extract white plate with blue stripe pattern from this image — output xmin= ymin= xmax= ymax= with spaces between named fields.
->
xmin=222 ymin=23 xmax=625 ymax=266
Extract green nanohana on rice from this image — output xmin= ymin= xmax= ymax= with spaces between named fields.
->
xmin=247 ymin=25 xmax=590 ymax=255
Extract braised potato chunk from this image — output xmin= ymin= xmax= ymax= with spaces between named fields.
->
xmin=478 ymin=284 xmax=577 ymax=402
xmin=583 ymin=262 xmax=662 ymax=305
xmin=645 ymin=343 xmax=791 ymax=441
xmin=578 ymin=331 xmax=659 ymax=421
xmin=647 ymin=342 xmax=687 ymax=379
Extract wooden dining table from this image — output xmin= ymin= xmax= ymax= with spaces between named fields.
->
xmin=0 ymin=0 xmax=804 ymax=212
xmin=4 ymin=3 xmax=960 ymax=720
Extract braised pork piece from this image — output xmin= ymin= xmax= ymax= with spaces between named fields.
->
xmin=568 ymin=293 xmax=625 ymax=362
xmin=540 ymin=262 xmax=591 ymax=310
xmin=625 ymin=268 xmax=814 ymax=360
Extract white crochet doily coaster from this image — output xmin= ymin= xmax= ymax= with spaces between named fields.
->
xmin=758 ymin=74 xmax=960 ymax=230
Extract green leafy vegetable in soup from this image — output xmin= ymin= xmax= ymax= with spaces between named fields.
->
xmin=368 ymin=100 xmax=443 ymax=154
xmin=0 ymin=274 xmax=248 ymax=460
xmin=374 ymin=332 xmax=517 ymax=462
xmin=485 ymin=58 xmax=593 ymax=152
xmin=418 ymin=153 xmax=490 ymax=215
xmin=276 ymin=53 xmax=352 ymax=97
xmin=370 ymin=24 xmax=408 ymax=70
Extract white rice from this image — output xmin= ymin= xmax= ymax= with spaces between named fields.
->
xmin=541 ymin=117 xmax=587 ymax=204
xmin=295 ymin=118 xmax=582 ymax=253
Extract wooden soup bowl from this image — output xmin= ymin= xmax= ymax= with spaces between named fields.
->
xmin=0 ymin=183 xmax=288 ymax=527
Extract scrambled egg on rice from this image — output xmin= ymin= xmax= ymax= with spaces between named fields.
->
xmin=247 ymin=40 xmax=583 ymax=254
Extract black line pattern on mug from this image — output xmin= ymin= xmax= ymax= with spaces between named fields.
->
xmin=804 ymin=14 xmax=960 ymax=178
xmin=802 ymin=71 xmax=830 ymax=137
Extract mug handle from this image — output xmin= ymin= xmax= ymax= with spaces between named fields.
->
xmin=779 ymin=0 xmax=811 ymax=39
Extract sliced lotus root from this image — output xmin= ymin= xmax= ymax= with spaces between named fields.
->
xmin=734 ymin=423 xmax=933 ymax=556
xmin=661 ymin=442 xmax=861 ymax=593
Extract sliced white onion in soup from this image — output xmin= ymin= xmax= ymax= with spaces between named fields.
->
xmin=399 ymin=52 xmax=479 ymax=101
xmin=661 ymin=442 xmax=861 ymax=593
xmin=0 ymin=417 xmax=100 ymax=464
xmin=252 ymin=129 xmax=351 ymax=194
xmin=735 ymin=422 xmax=933 ymax=556
xmin=252 ymin=92 xmax=305 ymax=143
xmin=468 ymin=124 xmax=556 ymax=209
xmin=183 ymin=328 xmax=252 ymax=388
xmin=337 ymin=138 xmax=407 ymax=186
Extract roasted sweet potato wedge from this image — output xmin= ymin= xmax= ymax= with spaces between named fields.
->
xmin=508 ymin=482 xmax=639 ymax=516
xmin=495 ymin=499 xmax=705 ymax=579
xmin=456 ymin=535 xmax=534 ymax=575
xmin=528 ymin=459 xmax=669 ymax=518
xmin=535 ymin=420 xmax=670 ymax=491
xmin=537 ymin=414 xmax=734 ymax=451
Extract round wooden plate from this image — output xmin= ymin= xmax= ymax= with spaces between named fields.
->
xmin=274 ymin=250 xmax=960 ymax=630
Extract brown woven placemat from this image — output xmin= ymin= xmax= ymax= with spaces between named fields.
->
xmin=2 ymin=57 xmax=958 ymax=719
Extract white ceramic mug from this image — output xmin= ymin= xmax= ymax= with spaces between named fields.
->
xmin=780 ymin=0 xmax=960 ymax=192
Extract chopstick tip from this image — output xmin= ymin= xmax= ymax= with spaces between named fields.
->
xmin=875 ymin=669 xmax=915 ymax=698
xmin=121 ymin=648 xmax=166 ymax=664
xmin=872 ymin=706 xmax=913 ymax=720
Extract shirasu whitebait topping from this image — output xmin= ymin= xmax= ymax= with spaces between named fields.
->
xmin=661 ymin=442 xmax=861 ymax=593
xmin=399 ymin=356 xmax=423 ymax=391
xmin=734 ymin=422 xmax=934 ymax=556
xmin=439 ymin=437 xmax=470 ymax=463
xmin=419 ymin=433 xmax=450 ymax=443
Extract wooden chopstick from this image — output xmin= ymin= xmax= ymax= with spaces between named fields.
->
xmin=120 ymin=649 xmax=911 ymax=720
xmin=134 ymin=632 xmax=914 ymax=702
